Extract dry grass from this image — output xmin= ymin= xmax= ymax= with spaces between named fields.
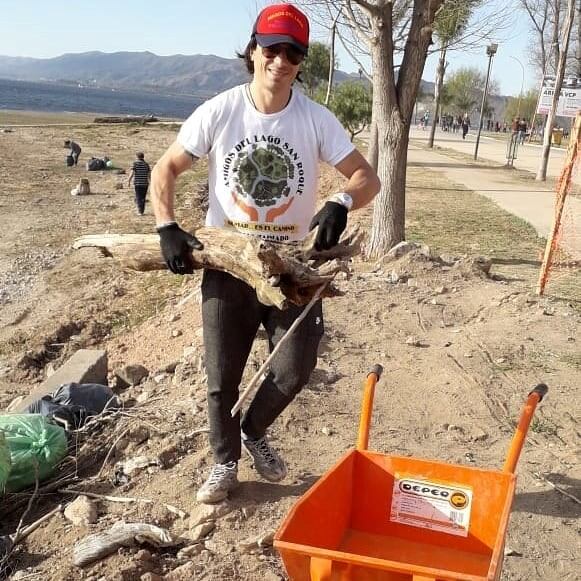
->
xmin=405 ymin=166 xmax=581 ymax=305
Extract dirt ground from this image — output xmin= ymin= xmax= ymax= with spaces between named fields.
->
xmin=0 ymin=121 xmax=579 ymax=581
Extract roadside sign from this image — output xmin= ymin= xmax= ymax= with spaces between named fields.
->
xmin=537 ymin=76 xmax=581 ymax=117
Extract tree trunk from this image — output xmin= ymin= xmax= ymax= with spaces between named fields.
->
xmin=551 ymin=0 xmax=562 ymax=75
xmin=428 ymin=47 xmax=447 ymax=148
xmin=577 ymin=0 xmax=581 ymax=77
xmin=325 ymin=16 xmax=339 ymax=107
xmin=537 ymin=0 xmax=576 ymax=181
xmin=367 ymin=115 xmax=379 ymax=172
xmin=367 ymin=21 xmax=406 ymax=256
xmin=366 ymin=0 xmax=441 ymax=257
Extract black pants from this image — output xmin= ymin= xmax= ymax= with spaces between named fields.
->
xmin=202 ymin=270 xmax=324 ymax=464
xmin=134 ymin=185 xmax=148 ymax=214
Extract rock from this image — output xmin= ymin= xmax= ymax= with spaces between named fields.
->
xmin=504 ymin=547 xmax=523 ymax=557
xmin=387 ymin=270 xmax=400 ymax=283
xmin=241 ymin=505 xmax=256 ymax=519
xmin=182 ymin=346 xmax=197 ymax=359
xmin=257 ymin=531 xmax=275 ymax=547
xmin=135 ymin=549 xmax=152 ymax=561
xmin=64 ymin=495 xmax=98 ymax=526
xmin=470 ymin=256 xmax=492 ymax=275
xmin=204 ymin=538 xmax=232 ymax=555
xmin=141 ymin=574 xmax=162 ymax=581
xmin=384 ymin=241 xmax=432 ymax=261
xmin=495 ymin=357 xmax=507 ymax=364
xmin=118 ymin=456 xmax=160 ymax=475
xmin=128 ymin=426 xmax=150 ymax=445
xmin=163 ymin=562 xmax=196 ymax=580
xmin=177 ymin=544 xmax=203 ymax=558
xmin=171 ymin=329 xmax=182 ymax=338
xmin=115 ymin=183 xmax=123 ymax=190
xmin=188 ymin=502 xmax=233 ymax=527
xmin=434 ymin=285 xmax=447 ymax=294
xmin=153 ymin=373 xmax=167 ymax=384
xmin=238 ymin=537 xmax=257 ymax=553
xmin=405 ymin=336 xmax=425 ymax=347
xmin=471 ymin=428 xmax=488 ymax=442
xmin=188 ymin=521 xmax=215 ymax=542
xmin=168 ymin=313 xmax=180 ymax=323
xmin=136 ymin=392 xmax=149 ymax=403
xmin=321 ymin=426 xmax=333 ymax=436
xmin=116 ymin=364 xmax=149 ymax=387
xmin=6 ymin=395 xmax=25 ymax=412
xmin=161 ymin=360 xmax=179 ymax=373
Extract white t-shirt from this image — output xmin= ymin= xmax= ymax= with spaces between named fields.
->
xmin=177 ymin=84 xmax=354 ymax=243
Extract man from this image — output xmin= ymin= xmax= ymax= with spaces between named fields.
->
xmin=151 ymin=3 xmax=380 ymax=504
xmin=461 ymin=114 xmax=470 ymax=140
xmin=64 ymin=139 xmax=81 ymax=166
xmin=128 ymin=152 xmax=151 ymax=215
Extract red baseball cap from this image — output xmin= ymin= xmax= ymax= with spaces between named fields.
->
xmin=254 ymin=4 xmax=310 ymax=55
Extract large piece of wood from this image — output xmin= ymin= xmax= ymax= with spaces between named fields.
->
xmin=73 ymin=227 xmax=362 ymax=308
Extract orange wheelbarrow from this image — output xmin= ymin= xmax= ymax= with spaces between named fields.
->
xmin=275 ymin=364 xmax=548 ymax=581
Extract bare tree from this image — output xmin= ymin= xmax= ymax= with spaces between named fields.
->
xmin=519 ymin=0 xmax=574 ymax=79
xmin=298 ymin=1 xmax=442 ymax=254
xmin=536 ymin=0 xmax=576 ymax=180
xmin=428 ymin=0 xmax=482 ymax=148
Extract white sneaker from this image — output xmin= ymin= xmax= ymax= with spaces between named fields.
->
xmin=196 ymin=461 xmax=238 ymax=504
xmin=242 ymin=434 xmax=287 ymax=482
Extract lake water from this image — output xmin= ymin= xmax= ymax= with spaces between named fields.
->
xmin=0 ymin=78 xmax=203 ymax=119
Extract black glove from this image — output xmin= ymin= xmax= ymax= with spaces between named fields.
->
xmin=157 ymin=222 xmax=203 ymax=275
xmin=309 ymin=201 xmax=348 ymax=251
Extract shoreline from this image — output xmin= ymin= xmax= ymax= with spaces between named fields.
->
xmin=0 ymin=109 xmax=182 ymax=127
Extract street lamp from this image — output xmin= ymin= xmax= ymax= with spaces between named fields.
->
xmin=474 ymin=43 xmax=498 ymax=160
xmin=509 ymin=55 xmax=525 ymax=118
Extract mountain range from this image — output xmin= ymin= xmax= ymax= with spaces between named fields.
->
xmin=0 ymin=50 xmax=371 ymax=97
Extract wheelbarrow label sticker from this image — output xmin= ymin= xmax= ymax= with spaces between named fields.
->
xmin=390 ymin=476 xmax=473 ymax=537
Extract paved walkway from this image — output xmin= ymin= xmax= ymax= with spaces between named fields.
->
xmin=406 ymin=135 xmax=581 ymax=256
xmin=409 ymin=126 xmax=576 ymax=183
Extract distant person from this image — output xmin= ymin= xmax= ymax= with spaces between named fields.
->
xmin=461 ymin=114 xmax=470 ymax=140
xmin=64 ymin=139 xmax=81 ymax=166
xmin=452 ymin=117 xmax=459 ymax=133
xmin=127 ymin=152 xmax=151 ymax=215
xmin=518 ymin=119 xmax=527 ymax=144
xmin=511 ymin=117 xmax=520 ymax=134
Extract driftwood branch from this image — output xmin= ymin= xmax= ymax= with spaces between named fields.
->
xmin=74 ymin=226 xmax=362 ymax=308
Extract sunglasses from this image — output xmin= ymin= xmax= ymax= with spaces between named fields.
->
xmin=261 ymin=44 xmax=304 ymax=66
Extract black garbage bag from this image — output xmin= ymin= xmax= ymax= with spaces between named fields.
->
xmin=86 ymin=157 xmax=106 ymax=171
xmin=24 ymin=383 xmax=121 ymax=431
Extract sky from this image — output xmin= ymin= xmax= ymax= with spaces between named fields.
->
xmin=2 ymin=0 xmax=538 ymax=97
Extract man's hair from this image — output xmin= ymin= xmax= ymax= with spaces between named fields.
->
xmin=236 ymin=35 xmax=302 ymax=82
xmin=136 ymin=152 xmax=145 ymax=160
xmin=237 ymin=36 xmax=258 ymax=75
xmin=64 ymin=139 xmax=71 ymax=146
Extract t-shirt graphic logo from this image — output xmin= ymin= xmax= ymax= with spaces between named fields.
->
xmin=229 ymin=140 xmax=300 ymax=222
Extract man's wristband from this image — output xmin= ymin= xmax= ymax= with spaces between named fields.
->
xmin=156 ymin=221 xmax=178 ymax=232
xmin=330 ymin=192 xmax=354 ymax=211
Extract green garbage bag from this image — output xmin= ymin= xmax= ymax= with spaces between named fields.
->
xmin=0 ymin=431 xmax=11 ymax=493
xmin=0 ymin=415 xmax=67 ymax=492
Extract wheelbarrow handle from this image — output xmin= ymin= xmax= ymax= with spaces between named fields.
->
xmin=503 ymin=383 xmax=548 ymax=474
xmin=356 ymin=364 xmax=384 ymax=451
